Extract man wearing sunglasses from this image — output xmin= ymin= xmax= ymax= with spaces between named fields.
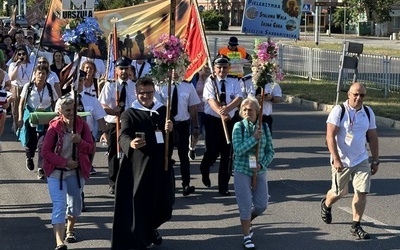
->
xmin=322 ymin=82 xmax=379 ymax=240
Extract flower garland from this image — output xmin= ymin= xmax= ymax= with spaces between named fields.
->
xmin=251 ymin=39 xmax=284 ymax=88
xmin=61 ymin=17 xmax=104 ymax=52
xmin=149 ymin=34 xmax=189 ymax=84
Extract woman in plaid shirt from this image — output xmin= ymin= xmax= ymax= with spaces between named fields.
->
xmin=232 ymin=96 xmax=274 ymax=250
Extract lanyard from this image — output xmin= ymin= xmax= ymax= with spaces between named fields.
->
xmin=37 ymin=87 xmax=45 ymax=104
xmin=346 ymin=106 xmax=358 ymax=132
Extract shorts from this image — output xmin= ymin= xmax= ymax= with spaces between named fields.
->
xmin=330 ymin=159 xmax=371 ymax=196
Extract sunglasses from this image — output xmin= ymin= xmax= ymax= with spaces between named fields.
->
xmin=137 ymin=90 xmax=154 ymax=96
xmin=350 ymin=92 xmax=366 ymax=98
xmin=215 ymin=66 xmax=229 ymax=69
xmin=38 ymin=61 xmax=48 ymax=64
xmin=17 ymin=52 xmax=26 ymax=56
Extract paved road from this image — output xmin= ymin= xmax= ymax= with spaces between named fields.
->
xmin=1 ymin=101 xmax=399 ymax=250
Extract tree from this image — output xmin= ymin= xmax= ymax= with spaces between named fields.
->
xmin=201 ymin=10 xmax=228 ymax=30
xmin=343 ymin=0 xmax=395 ymax=24
xmin=332 ymin=6 xmax=359 ymax=32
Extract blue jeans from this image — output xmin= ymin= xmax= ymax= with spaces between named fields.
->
xmin=47 ymin=175 xmax=85 ymax=224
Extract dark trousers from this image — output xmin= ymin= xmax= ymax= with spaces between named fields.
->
xmin=108 ymin=123 xmax=120 ymax=188
xmin=172 ymin=120 xmax=191 ymax=187
xmin=25 ymin=124 xmax=46 ymax=159
xmin=262 ymin=115 xmax=273 ymax=134
xmin=200 ymin=115 xmax=234 ymax=193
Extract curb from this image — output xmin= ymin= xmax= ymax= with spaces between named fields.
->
xmin=282 ymin=94 xmax=398 ymax=130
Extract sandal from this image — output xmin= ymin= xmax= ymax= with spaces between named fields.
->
xmin=65 ymin=231 xmax=77 ymax=243
xmin=243 ymin=236 xmax=255 ymax=250
xmin=320 ymin=198 xmax=332 ymax=224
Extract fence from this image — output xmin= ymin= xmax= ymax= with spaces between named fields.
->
xmin=206 ymin=37 xmax=400 ymax=95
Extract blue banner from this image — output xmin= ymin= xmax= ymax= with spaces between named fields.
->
xmin=241 ymin=0 xmax=303 ymax=39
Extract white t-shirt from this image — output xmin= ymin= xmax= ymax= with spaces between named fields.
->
xmin=8 ymin=62 xmax=35 ymax=87
xmin=261 ymin=82 xmax=282 ymax=116
xmin=156 ymin=81 xmax=201 ymax=121
xmin=326 ymin=100 xmax=377 ymax=167
xmin=79 ymin=91 xmax=107 ymax=138
xmin=20 ymin=82 xmax=59 ymax=110
xmin=131 ymin=60 xmax=151 ymax=78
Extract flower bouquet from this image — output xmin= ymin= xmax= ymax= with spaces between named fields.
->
xmin=149 ymin=34 xmax=189 ymax=84
xmin=61 ymin=17 xmax=103 ymax=53
xmin=251 ymin=39 xmax=284 ymax=88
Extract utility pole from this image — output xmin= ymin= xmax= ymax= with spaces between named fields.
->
xmin=314 ymin=1 xmax=320 ymax=45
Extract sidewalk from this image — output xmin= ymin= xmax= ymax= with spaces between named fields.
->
xmin=281 ymin=94 xmax=400 ymax=130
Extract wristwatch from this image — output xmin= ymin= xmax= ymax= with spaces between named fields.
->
xmin=372 ymin=160 xmax=380 ymax=166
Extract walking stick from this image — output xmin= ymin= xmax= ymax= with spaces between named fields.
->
xmin=110 ymin=21 xmax=122 ymax=159
xmin=164 ymin=70 xmax=173 ymax=171
xmin=252 ymin=88 xmax=265 ymax=190
xmin=209 ymin=74 xmax=231 ymax=144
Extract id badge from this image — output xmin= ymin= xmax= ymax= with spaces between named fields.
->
xmin=155 ymin=130 xmax=164 ymax=144
xmin=345 ymin=131 xmax=354 ymax=146
xmin=249 ymin=155 xmax=257 ymax=169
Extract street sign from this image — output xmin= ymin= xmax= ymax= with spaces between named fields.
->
xmin=198 ymin=5 xmax=204 ymax=12
xmin=302 ymin=4 xmax=312 ymax=13
xmin=315 ymin=2 xmax=346 ymax=7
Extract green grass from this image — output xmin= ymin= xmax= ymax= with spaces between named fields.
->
xmin=282 ymin=40 xmax=400 ymax=56
xmin=279 ymin=75 xmax=400 ymax=121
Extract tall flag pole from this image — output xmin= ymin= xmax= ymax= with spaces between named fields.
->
xmin=164 ymin=0 xmax=177 ymax=171
xmin=110 ymin=18 xmax=122 ymax=159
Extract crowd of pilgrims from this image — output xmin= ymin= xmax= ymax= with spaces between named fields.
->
xmin=0 ymin=24 xmax=277 ymax=250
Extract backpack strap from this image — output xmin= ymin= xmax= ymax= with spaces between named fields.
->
xmin=340 ymin=103 xmax=370 ymax=122
xmin=46 ymin=82 xmax=55 ymax=111
xmin=339 ymin=103 xmax=345 ymax=121
xmin=363 ymin=105 xmax=370 ymax=121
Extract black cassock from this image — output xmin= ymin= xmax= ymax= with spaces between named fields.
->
xmin=111 ymin=105 xmax=175 ymax=250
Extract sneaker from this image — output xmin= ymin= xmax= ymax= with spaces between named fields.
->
xmin=37 ymin=168 xmax=45 ymax=179
xmin=183 ymin=185 xmax=195 ymax=196
xmin=243 ymin=236 xmax=255 ymax=250
xmin=188 ymin=149 xmax=195 ymax=160
xmin=26 ymin=158 xmax=34 ymax=171
xmin=90 ymin=166 xmax=97 ymax=175
xmin=320 ymin=198 xmax=332 ymax=224
xmin=350 ymin=225 xmax=370 ymax=239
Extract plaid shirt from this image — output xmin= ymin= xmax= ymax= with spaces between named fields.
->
xmin=232 ymin=119 xmax=274 ymax=177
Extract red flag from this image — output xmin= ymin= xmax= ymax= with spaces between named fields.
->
xmin=183 ymin=4 xmax=207 ymax=81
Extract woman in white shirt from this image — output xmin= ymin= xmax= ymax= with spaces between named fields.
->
xmin=8 ymin=45 xmax=34 ymax=132
xmin=17 ymin=64 xmax=58 ymax=177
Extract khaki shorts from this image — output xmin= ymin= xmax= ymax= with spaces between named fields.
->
xmin=330 ymin=159 xmax=371 ymax=196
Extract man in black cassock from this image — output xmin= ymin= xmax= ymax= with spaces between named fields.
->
xmin=111 ymin=77 xmax=175 ymax=250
